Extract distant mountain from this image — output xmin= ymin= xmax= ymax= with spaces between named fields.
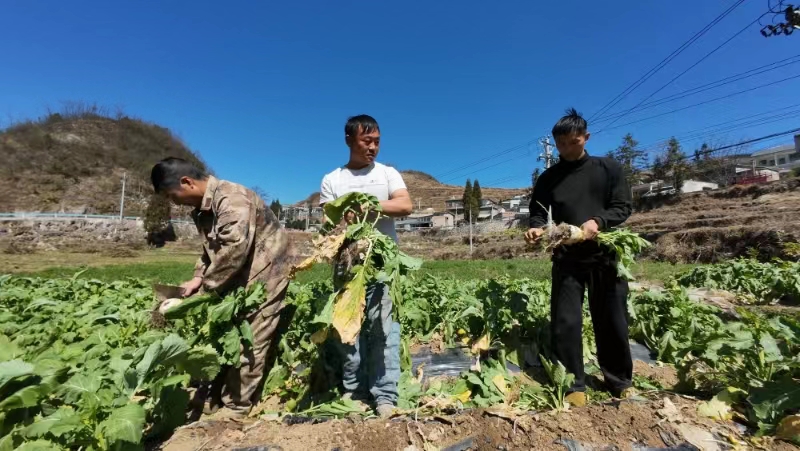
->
xmin=0 ymin=106 xmax=208 ymax=215
xmin=293 ymin=169 xmax=526 ymax=211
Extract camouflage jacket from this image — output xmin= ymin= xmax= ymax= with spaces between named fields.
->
xmin=192 ymin=176 xmax=291 ymax=314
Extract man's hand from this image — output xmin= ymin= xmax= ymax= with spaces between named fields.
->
xmin=524 ymin=228 xmax=545 ymax=244
xmin=581 ymin=219 xmax=600 ymax=240
xmin=180 ymin=276 xmax=203 ymax=298
xmin=342 ymin=203 xmax=379 ymax=225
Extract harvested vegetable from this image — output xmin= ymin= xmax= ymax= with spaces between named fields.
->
xmin=535 ymin=202 xmax=650 ymax=280
xmin=290 ymin=192 xmax=422 ymax=345
xmin=158 ymin=297 xmax=183 ymax=313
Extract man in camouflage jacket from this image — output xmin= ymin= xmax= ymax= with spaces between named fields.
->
xmin=151 ymin=157 xmax=292 ymax=418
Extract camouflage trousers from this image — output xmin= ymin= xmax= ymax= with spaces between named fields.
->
xmin=220 ymin=287 xmax=288 ymax=412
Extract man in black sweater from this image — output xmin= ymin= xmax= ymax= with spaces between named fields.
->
xmin=525 ymin=108 xmax=634 ymax=407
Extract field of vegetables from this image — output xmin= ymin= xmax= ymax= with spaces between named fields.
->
xmin=0 ymin=259 xmax=799 ymax=450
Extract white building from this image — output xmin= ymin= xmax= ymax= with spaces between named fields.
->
xmin=501 ymin=194 xmax=529 ymax=211
xmin=633 ymin=179 xmax=717 ymax=197
xmin=748 ymin=135 xmax=800 ymax=172
xmin=734 ymin=166 xmax=781 ymax=184
xmin=681 ymin=180 xmax=718 ymax=193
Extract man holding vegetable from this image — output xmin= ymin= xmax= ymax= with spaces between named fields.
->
xmin=151 ymin=157 xmax=293 ymax=419
xmin=525 ymin=108 xmax=634 ymax=407
xmin=319 ymin=114 xmax=413 ymax=417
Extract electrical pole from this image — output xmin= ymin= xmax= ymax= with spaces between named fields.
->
xmin=538 ymin=136 xmax=556 ymax=169
xmin=469 ymin=204 xmax=473 ymax=255
xmin=119 ymin=172 xmax=127 ymax=221
xmin=305 ymin=202 xmax=310 ymax=231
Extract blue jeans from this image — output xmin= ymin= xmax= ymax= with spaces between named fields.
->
xmin=337 ymin=282 xmax=401 ymax=406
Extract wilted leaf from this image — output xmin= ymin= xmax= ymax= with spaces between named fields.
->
xmin=310 ymin=328 xmax=328 ymax=344
xmin=331 ymin=270 xmax=367 ymax=345
xmin=290 ymin=233 xmax=347 ymax=279
xmin=470 ymin=334 xmax=490 ymax=355
xmin=698 ymin=397 xmax=733 ymax=421
xmin=454 ymin=389 xmax=472 ymax=404
xmin=657 ymin=398 xmax=682 ymax=423
xmin=776 ymin=415 xmax=800 ymax=445
xmin=491 ymin=374 xmax=508 ymax=396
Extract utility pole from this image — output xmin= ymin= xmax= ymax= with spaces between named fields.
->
xmin=119 ymin=172 xmax=127 ymax=221
xmin=538 ymin=136 xmax=556 ymax=169
xmin=305 ymin=202 xmax=310 ymax=231
xmin=469 ymin=204 xmax=473 ymax=255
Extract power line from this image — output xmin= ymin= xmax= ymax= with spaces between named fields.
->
xmin=588 ymin=0 xmax=746 ymax=121
xmin=439 ymin=153 xmax=531 ymax=184
xmin=432 ymin=140 xmax=534 ymax=180
xmin=597 ymin=72 xmax=800 ymax=133
xmin=636 ymin=126 xmax=800 ymax=171
xmin=597 ymin=11 xmax=768 ymax=133
xmin=593 ymin=55 xmax=800 ymax=123
xmin=639 ymin=102 xmax=800 ymax=149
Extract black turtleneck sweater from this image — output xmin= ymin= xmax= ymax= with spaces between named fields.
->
xmin=529 ymin=151 xmax=632 ymax=263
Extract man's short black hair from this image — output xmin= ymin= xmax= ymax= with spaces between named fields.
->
xmin=345 ymin=114 xmax=380 ymax=137
xmin=151 ymin=157 xmax=207 ymax=193
xmin=551 ymin=108 xmax=588 ymax=137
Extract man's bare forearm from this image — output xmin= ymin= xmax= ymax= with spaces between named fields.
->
xmin=380 ymin=197 xmax=412 ymax=217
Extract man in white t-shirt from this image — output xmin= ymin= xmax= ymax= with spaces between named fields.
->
xmin=319 ymin=114 xmax=412 ymax=417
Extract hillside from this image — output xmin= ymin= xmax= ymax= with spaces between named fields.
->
xmin=294 ymin=169 xmax=526 ymax=211
xmin=0 ymin=106 xmax=208 ymax=216
xmin=398 ymin=177 xmax=800 ymax=263
xmin=628 ymin=177 xmax=800 ymax=262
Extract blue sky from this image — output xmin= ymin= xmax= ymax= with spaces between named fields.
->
xmin=2 ymin=0 xmax=798 ymax=203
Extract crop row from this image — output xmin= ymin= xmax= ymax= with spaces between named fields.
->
xmin=0 ymin=267 xmax=798 ymax=449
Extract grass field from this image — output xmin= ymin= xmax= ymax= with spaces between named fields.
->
xmin=6 ymin=251 xmax=696 ymax=285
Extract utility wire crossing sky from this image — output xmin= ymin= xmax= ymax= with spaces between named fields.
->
xmin=1 ymin=0 xmax=798 ymax=202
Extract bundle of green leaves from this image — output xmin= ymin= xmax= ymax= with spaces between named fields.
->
xmin=534 ymin=203 xmax=650 ymax=280
xmin=292 ymin=192 xmax=422 ymax=345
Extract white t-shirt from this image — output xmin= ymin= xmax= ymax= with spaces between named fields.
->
xmin=319 ymin=162 xmax=407 ymax=242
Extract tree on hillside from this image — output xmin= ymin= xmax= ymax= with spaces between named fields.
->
xmin=664 ymin=137 xmax=689 ymax=191
xmin=610 ymin=133 xmax=647 ymax=186
xmin=462 ymin=179 xmax=480 ymax=222
xmin=471 ymin=180 xmax=483 ymax=222
xmin=462 ymin=179 xmax=473 ymax=218
xmin=269 ymin=199 xmax=282 ymax=218
xmin=144 ymin=193 xmax=173 ymax=247
xmin=529 ymin=168 xmax=541 ymax=195
xmin=472 ymin=179 xmax=483 ymax=205
xmin=652 ymin=156 xmax=667 ymax=182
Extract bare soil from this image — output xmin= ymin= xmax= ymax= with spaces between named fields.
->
xmin=159 ymin=394 xmax=799 ymax=451
xmin=394 ymin=178 xmax=800 ymax=264
xmin=628 ymin=178 xmax=800 ymax=263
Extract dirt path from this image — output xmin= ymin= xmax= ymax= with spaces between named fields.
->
xmin=159 ymin=394 xmax=799 ymax=451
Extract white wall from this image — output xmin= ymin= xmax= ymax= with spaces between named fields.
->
xmin=681 ymin=180 xmax=718 ymax=193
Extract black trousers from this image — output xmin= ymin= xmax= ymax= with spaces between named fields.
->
xmin=550 ymin=260 xmax=632 ymax=394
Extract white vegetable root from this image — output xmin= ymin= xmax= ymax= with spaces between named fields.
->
xmin=159 ymin=297 xmax=183 ymax=314
xmin=537 ymin=202 xmax=586 ymax=250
